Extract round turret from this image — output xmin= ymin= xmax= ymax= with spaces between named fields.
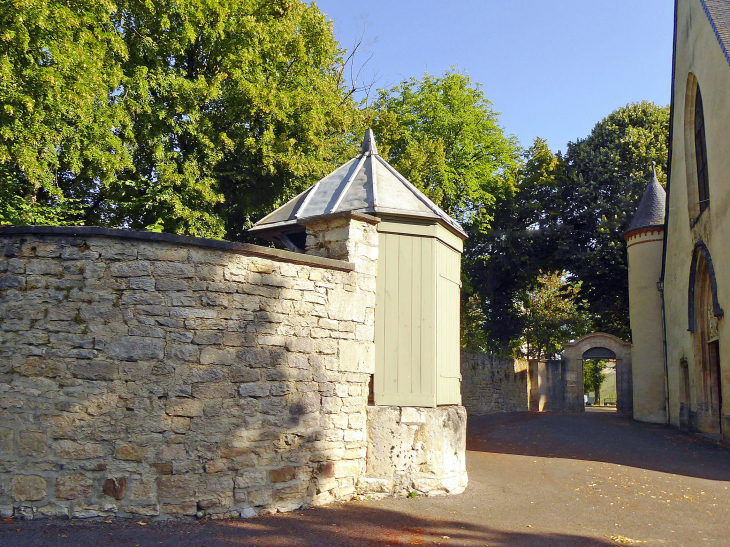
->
xmin=625 ymin=163 xmax=667 ymax=424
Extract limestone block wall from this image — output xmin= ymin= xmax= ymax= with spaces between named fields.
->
xmin=0 ymin=225 xmax=377 ymax=520
xmin=363 ymin=406 xmax=467 ymax=497
xmin=460 ymin=351 xmax=528 ymax=415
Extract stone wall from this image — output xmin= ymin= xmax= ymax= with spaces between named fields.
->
xmin=460 ymin=351 xmax=528 ymax=415
xmin=0 ymin=224 xmax=377 ymax=519
xmin=363 ymin=406 xmax=467 ymax=497
xmin=527 ymin=359 xmax=566 ymax=412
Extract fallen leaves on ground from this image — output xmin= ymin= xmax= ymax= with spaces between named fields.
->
xmin=610 ymin=535 xmax=646 ymax=544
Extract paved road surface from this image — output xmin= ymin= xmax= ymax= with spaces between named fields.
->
xmin=3 ymin=409 xmax=730 ymax=546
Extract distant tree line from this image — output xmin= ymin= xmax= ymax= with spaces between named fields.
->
xmin=0 ymin=0 xmax=669 ymax=353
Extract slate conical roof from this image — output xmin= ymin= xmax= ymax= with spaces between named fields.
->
xmin=626 ymin=163 xmax=666 ymax=233
xmin=249 ymin=130 xmax=467 ymax=239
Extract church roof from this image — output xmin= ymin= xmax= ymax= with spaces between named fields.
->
xmin=249 ymin=130 xmax=467 ymax=239
xmin=627 ymin=163 xmax=666 ymax=233
xmin=702 ymin=0 xmax=730 ymax=66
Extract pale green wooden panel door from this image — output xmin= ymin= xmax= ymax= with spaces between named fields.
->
xmin=374 ymin=232 xmax=436 ymax=407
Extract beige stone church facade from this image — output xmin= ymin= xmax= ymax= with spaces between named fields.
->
xmin=628 ymin=0 xmax=730 ymax=440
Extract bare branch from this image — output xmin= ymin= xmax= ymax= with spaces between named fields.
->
xmin=335 ymin=15 xmax=379 ymax=105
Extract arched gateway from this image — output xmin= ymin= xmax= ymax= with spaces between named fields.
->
xmin=562 ymin=333 xmax=633 ymax=414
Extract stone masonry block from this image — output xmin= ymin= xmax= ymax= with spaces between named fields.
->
xmin=230 ymin=366 xmax=261 ymax=383
xmin=70 ymin=361 xmax=118 ymax=380
xmin=165 ymin=398 xmax=204 ymax=417
xmin=54 ymin=440 xmax=109 ymax=460
xmin=235 ymin=470 xmax=267 ymax=489
xmin=162 ymin=502 xmax=197 ymax=516
xmin=237 ymin=382 xmax=269 ymax=398
xmin=0 ymin=427 xmax=13 ymax=455
xmin=102 ymin=477 xmax=129 ymax=500
xmin=400 ymin=407 xmax=426 ymax=424
xmin=200 ymin=347 xmax=237 ymax=366
xmin=157 ymin=475 xmax=199 ymax=500
xmin=14 ymin=357 xmax=63 ymax=377
xmin=18 ymin=430 xmax=47 ymax=457
xmin=153 ymin=262 xmax=195 ymax=278
xmin=115 ymin=443 xmax=150 ymax=462
xmin=12 ymin=475 xmax=47 ymax=501
xmin=56 ymin=474 xmax=94 ymax=500
xmin=108 ymin=337 xmax=165 ymax=362
xmin=334 ymin=460 xmax=361 ymax=479
xmin=269 ymin=466 xmax=297 ymax=484
xmin=339 ymin=340 xmax=374 ymax=374
xmin=110 ymin=261 xmax=151 ymax=277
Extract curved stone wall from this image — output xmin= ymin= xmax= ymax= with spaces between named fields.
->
xmin=0 ymin=227 xmax=376 ymax=519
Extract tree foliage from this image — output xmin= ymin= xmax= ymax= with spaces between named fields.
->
xmin=465 ymin=102 xmax=669 ymax=352
xmin=517 ymin=271 xmax=590 ymax=359
xmin=463 ymin=138 xmax=564 ymax=352
xmin=371 ymin=70 xmax=520 ymax=230
xmin=1 ymin=0 xmax=365 ymax=238
xmin=557 ymin=101 xmax=670 ymax=337
xmin=0 ymin=0 xmax=130 ymax=226
xmin=583 ymin=359 xmax=607 ymax=401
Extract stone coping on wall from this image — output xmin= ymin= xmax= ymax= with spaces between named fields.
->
xmin=0 ymin=226 xmax=355 ymax=272
xmin=248 ymin=211 xmax=380 ymax=237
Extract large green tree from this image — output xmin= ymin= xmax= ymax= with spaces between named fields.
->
xmin=466 ymin=102 xmax=669 ymax=351
xmin=556 ymin=101 xmax=669 ymax=337
xmin=371 ymin=70 xmax=520 ymax=231
xmin=1 ymin=0 xmax=365 ymax=238
xmin=584 ymin=359 xmax=607 ymax=405
xmin=369 ymin=71 xmax=522 ymax=352
xmin=463 ymin=138 xmax=565 ymax=352
xmin=110 ymin=0 xmax=365 ymax=239
xmin=0 ymin=0 xmax=131 ymax=226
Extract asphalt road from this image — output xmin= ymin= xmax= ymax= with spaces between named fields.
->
xmin=3 ymin=408 xmax=730 ymax=547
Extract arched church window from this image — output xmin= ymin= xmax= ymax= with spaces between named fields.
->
xmin=695 ymin=86 xmax=710 ymax=214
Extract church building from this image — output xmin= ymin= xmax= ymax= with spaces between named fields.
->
xmin=628 ymin=0 xmax=730 ymax=440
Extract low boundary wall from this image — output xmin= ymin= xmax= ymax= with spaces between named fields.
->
xmin=0 ymin=223 xmax=467 ymax=520
xmin=0 ymin=227 xmax=378 ymax=519
xmin=460 ymin=351 xmax=528 ymax=415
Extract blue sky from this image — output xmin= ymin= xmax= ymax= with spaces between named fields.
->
xmin=314 ymin=0 xmax=674 ymax=154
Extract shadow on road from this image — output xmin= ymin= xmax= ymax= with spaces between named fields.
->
xmin=467 ymin=410 xmax=730 ymax=481
xmin=1 ymin=503 xmax=618 ymax=547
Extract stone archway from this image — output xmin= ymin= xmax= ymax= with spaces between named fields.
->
xmin=562 ymin=333 xmax=633 ymax=414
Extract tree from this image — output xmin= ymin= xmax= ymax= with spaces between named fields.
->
xmin=584 ymin=359 xmax=607 ymax=405
xmin=462 ymin=138 xmax=564 ymax=353
xmin=517 ymin=271 xmax=590 ymax=360
xmin=464 ymin=103 xmax=669 ymax=351
xmin=556 ymin=102 xmax=670 ymax=338
xmin=0 ymin=0 xmax=131 ymax=226
xmin=1 ymin=0 xmax=366 ymax=239
xmin=369 ymin=71 xmax=523 ymax=352
xmin=109 ymin=0 xmax=366 ymax=239
xmin=370 ymin=70 xmax=520 ymax=231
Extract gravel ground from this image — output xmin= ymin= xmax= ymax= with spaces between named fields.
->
xmin=2 ymin=408 xmax=729 ymax=547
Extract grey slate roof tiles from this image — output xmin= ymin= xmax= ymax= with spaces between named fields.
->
xmin=702 ymin=0 xmax=730 ymax=66
xmin=627 ymin=164 xmax=667 ymax=233
xmin=250 ymin=130 xmax=467 ymax=238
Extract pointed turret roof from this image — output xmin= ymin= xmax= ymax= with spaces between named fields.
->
xmin=626 ymin=162 xmax=666 ymax=233
xmin=249 ymin=130 xmax=467 ymax=239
